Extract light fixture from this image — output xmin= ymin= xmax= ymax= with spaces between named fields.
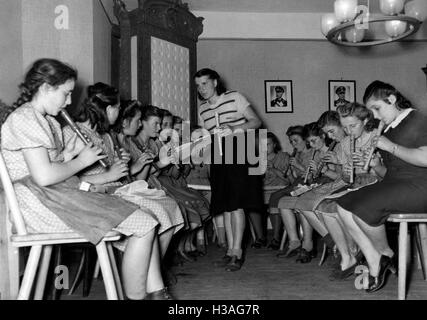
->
xmin=321 ymin=0 xmax=427 ymax=47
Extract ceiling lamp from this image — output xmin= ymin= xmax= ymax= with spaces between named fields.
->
xmin=321 ymin=0 xmax=427 ymax=47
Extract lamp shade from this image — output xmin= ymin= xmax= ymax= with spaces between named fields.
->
xmin=385 ymin=20 xmax=408 ymax=37
xmin=321 ymin=13 xmax=340 ymax=36
xmin=345 ymin=27 xmax=366 ymax=43
xmin=334 ymin=0 xmax=358 ymax=23
xmin=380 ymin=0 xmax=405 ymax=15
xmin=405 ymin=0 xmax=427 ymax=22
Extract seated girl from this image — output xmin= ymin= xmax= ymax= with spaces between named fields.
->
xmin=275 ymin=122 xmax=334 ymax=263
xmin=268 ymin=125 xmax=312 ymax=253
xmin=252 ymin=132 xmax=291 ymax=250
xmin=1 ymin=58 xmax=170 ymax=300
xmin=316 ymin=102 xmax=381 ymax=280
xmin=132 ymin=106 xmax=210 ymax=261
xmin=274 ymin=111 xmax=346 ymax=263
xmin=63 ymin=84 xmax=184 ymax=259
xmin=334 ymin=81 xmax=427 ymax=292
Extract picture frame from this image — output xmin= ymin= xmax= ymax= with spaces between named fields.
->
xmin=265 ymin=80 xmax=293 ymax=113
xmin=328 ymin=80 xmax=356 ymax=111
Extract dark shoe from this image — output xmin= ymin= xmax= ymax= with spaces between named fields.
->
xmin=213 ymin=255 xmax=232 ymax=267
xmin=267 ymin=239 xmax=281 ymax=250
xmin=196 ymin=244 xmax=207 ymax=256
xmin=365 ymin=255 xmax=396 ymax=293
xmin=329 ymin=263 xmax=358 ymax=281
xmin=277 ymin=245 xmax=301 ymax=258
xmin=296 ymin=248 xmax=316 ymax=263
xmin=251 ymin=238 xmax=267 ymax=249
xmin=144 ymin=288 xmax=174 ymax=300
xmin=225 ymin=256 xmax=243 ymax=272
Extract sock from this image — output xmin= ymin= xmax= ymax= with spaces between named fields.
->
xmin=216 ymin=227 xmax=226 ymax=245
xmin=322 ymin=234 xmax=335 ymax=249
xmin=226 ymin=248 xmax=233 ymax=256
xmin=288 ymin=240 xmax=301 ymax=250
xmin=302 ymin=240 xmax=313 ymax=252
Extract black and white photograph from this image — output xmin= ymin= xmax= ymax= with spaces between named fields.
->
xmin=265 ymin=80 xmax=293 ymax=113
xmin=328 ymin=80 xmax=356 ymax=111
xmin=2 ymin=0 xmax=427 ymax=307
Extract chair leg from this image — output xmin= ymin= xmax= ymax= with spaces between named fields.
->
xmin=107 ymin=243 xmax=124 ymax=300
xmin=318 ymin=243 xmax=327 ymax=267
xmin=93 ymin=259 xmax=100 ymax=279
xmin=51 ymin=245 xmax=62 ymax=300
xmin=279 ymin=230 xmax=287 ymax=252
xmin=34 ymin=245 xmax=53 ymax=300
xmin=398 ymin=222 xmax=408 ymax=300
xmin=7 ymin=245 xmax=20 ymax=300
xmin=95 ymin=242 xmax=118 ymax=300
xmin=68 ymin=247 xmax=87 ymax=295
xmin=417 ymin=223 xmax=427 ymax=280
xmin=83 ymin=247 xmax=95 ymax=297
xmin=18 ymin=245 xmax=43 ymax=300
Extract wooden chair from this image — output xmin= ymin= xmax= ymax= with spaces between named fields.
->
xmin=0 ymin=153 xmax=123 ymax=300
xmin=387 ymin=214 xmax=427 ymax=300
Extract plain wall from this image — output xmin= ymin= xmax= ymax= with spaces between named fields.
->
xmin=197 ymin=39 xmax=427 ymax=151
xmin=0 ymin=0 xmax=23 ymax=104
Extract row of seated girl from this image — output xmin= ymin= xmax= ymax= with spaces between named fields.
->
xmin=259 ymin=79 xmax=427 ymax=293
xmin=0 ymin=58 xmax=205 ymax=300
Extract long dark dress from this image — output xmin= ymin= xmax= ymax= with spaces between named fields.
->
xmin=337 ymin=110 xmax=427 ymax=226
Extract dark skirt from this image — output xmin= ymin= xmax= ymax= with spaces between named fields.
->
xmin=209 ymin=131 xmax=263 ymax=216
xmin=337 ymin=176 xmax=427 ymax=226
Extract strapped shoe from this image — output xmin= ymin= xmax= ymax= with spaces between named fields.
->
xmin=225 ymin=256 xmax=243 ymax=272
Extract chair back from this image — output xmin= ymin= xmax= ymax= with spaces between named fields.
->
xmin=0 ymin=152 xmax=27 ymax=235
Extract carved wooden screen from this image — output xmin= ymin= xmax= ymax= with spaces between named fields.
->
xmin=112 ymin=0 xmax=203 ymax=125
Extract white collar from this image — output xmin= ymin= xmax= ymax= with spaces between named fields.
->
xmin=384 ymin=108 xmax=414 ymax=133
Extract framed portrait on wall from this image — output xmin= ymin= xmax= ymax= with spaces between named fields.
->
xmin=265 ymin=80 xmax=293 ymax=113
xmin=329 ymin=80 xmax=356 ymax=111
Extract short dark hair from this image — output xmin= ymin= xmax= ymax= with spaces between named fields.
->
xmin=267 ymin=132 xmax=282 ymax=153
xmin=112 ymin=99 xmax=142 ymax=133
xmin=74 ymin=82 xmax=119 ymax=135
xmin=286 ymin=125 xmax=304 ymax=138
xmin=140 ymin=105 xmax=163 ymax=122
xmin=160 ymin=108 xmax=173 ymax=119
xmin=363 ymin=80 xmax=413 ymax=110
xmin=275 ymin=86 xmax=284 ymax=93
xmin=337 ymin=102 xmax=376 ymax=132
xmin=194 ymin=68 xmax=227 ymax=97
xmin=13 ymin=58 xmax=77 ymax=109
xmin=303 ymin=122 xmax=324 ymax=140
xmin=317 ymin=111 xmax=341 ymax=129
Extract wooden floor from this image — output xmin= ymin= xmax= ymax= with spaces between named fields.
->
xmin=60 ymin=240 xmax=427 ymax=300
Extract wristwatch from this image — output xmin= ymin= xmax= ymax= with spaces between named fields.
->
xmin=79 ymin=181 xmax=92 ymax=192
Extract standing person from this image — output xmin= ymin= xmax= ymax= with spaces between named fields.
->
xmin=1 ymin=58 xmax=171 ymax=300
xmin=336 ymin=80 xmax=427 ymax=292
xmin=194 ymin=68 xmax=263 ymax=271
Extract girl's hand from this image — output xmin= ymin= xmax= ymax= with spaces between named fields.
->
xmin=63 ymin=133 xmax=85 ymax=162
xmin=77 ymin=142 xmax=107 ymax=167
xmin=108 ymin=159 xmax=129 ymax=181
xmin=375 ymin=135 xmax=394 ymax=153
xmin=321 ymin=151 xmax=338 ymax=164
xmin=367 ymin=151 xmax=382 ymax=168
xmin=308 ymin=160 xmax=318 ymax=172
xmin=134 ymin=153 xmax=154 ymax=172
xmin=120 ymin=149 xmax=131 ymax=163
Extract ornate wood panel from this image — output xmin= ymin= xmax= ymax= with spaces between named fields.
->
xmin=112 ymin=0 xmax=203 ymax=124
